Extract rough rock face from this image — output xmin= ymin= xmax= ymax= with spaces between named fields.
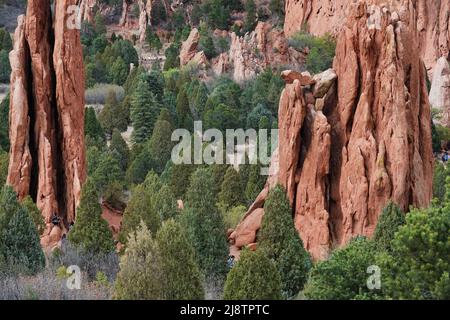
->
xmin=284 ymin=0 xmax=450 ymax=73
xmin=230 ymin=2 xmax=433 ymax=260
xmin=219 ymin=22 xmax=305 ymax=83
xmin=79 ymin=0 xmax=97 ymax=23
xmin=430 ymin=57 xmax=450 ymax=126
xmin=180 ymin=28 xmax=202 ymax=66
xmin=7 ymin=0 xmax=87 ymax=248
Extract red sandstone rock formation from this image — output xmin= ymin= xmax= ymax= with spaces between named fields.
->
xmin=7 ymin=0 xmax=87 ymax=248
xmin=230 ymin=1 xmax=433 ymax=260
xmin=213 ymin=21 xmax=305 ymax=83
xmin=79 ymin=0 xmax=97 ymax=23
xmin=180 ymin=28 xmax=202 ymax=66
xmin=284 ymin=0 xmax=450 ymax=74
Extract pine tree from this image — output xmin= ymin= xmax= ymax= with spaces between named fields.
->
xmin=373 ymin=202 xmax=406 ymax=252
xmin=131 ymin=76 xmax=161 ymax=143
xmin=114 ymin=222 xmax=164 ymax=300
xmin=223 ymin=249 xmax=282 ymax=300
xmin=22 ymin=196 xmax=45 ymax=236
xmin=156 ymin=219 xmax=204 ymax=300
xmin=303 ymin=237 xmax=378 ymax=300
xmin=245 ymin=164 xmax=266 ymax=203
xmin=3 ymin=207 xmax=46 ymax=275
xmin=218 ymin=167 xmax=246 ymax=212
xmin=68 ymin=180 xmax=115 ymax=255
xmin=147 ymin=116 xmax=174 ymax=175
xmin=258 ymin=185 xmax=312 ymax=298
xmin=176 ymin=86 xmax=192 ymax=129
xmin=244 ymin=0 xmax=257 ymax=33
xmin=119 ymin=172 xmax=177 ymax=244
xmin=183 ymin=168 xmax=228 ymax=278
xmin=98 ymin=91 xmax=129 ymax=136
xmin=110 ymin=129 xmax=130 ymax=171
xmin=0 ymin=186 xmax=45 ymax=275
xmin=85 ymin=107 xmax=105 ymax=143
xmin=110 ymin=56 xmax=129 ymax=86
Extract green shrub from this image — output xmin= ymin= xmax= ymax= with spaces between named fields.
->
xmin=223 ymin=250 xmax=282 ymax=300
xmin=114 ymin=222 xmax=164 ymax=300
xmin=259 ymin=185 xmax=312 ymax=298
xmin=156 ymin=219 xmax=204 ymax=300
xmin=223 ymin=205 xmax=246 ymax=230
xmin=289 ymin=31 xmax=336 ymax=74
xmin=68 ymin=180 xmax=115 ymax=255
xmin=303 ymin=237 xmax=378 ymax=300
xmin=373 ymin=202 xmax=405 ymax=252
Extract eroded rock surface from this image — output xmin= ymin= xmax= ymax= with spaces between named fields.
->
xmin=284 ymin=0 xmax=450 ymax=74
xmin=230 ymin=2 xmax=433 ymax=260
xmin=7 ymin=0 xmax=87 ymax=249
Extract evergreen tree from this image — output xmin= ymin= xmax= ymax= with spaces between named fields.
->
xmin=183 ymin=168 xmax=228 ymax=278
xmin=22 ymin=196 xmax=45 ymax=236
xmin=245 ymin=164 xmax=266 ymax=203
xmin=377 ymin=182 xmax=450 ymax=299
xmin=146 ymin=109 xmax=175 ymax=174
xmin=0 ymin=50 xmax=10 ymax=83
xmin=119 ymin=172 xmax=177 ymax=244
xmin=176 ymin=86 xmax=192 ymax=129
xmin=199 ymin=33 xmax=217 ymax=59
xmin=373 ymin=202 xmax=406 ymax=253
xmin=164 ymin=43 xmax=180 ymax=70
xmin=110 ymin=129 xmax=130 ymax=171
xmin=0 ymin=149 xmax=8 ymax=186
xmin=68 ymin=180 xmax=115 ymax=254
xmin=131 ymin=76 xmax=161 ymax=144
xmin=3 ymin=206 xmax=45 ymax=275
xmin=258 ymin=185 xmax=312 ymax=298
xmin=110 ymin=56 xmax=129 ymax=86
xmin=0 ymin=186 xmax=45 ymax=275
xmin=114 ymin=222 xmax=164 ymax=300
xmin=167 ymin=163 xmax=196 ymax=199
xmin=244 ymin=0 xmax=257 ymax=33
xmin=0 ymin=93 xmax=10 ymax=151
xmin=303 ymin=237 xmax=378 ymax=300
xmin=99 ymin=91 xmax=128 ymax=135
xmin=91 ymin=152 xmax=124 ymax=195
xmin=85 ymin=107 xmax=105 ymax=143
xmin=156 ymin=219 xmax=205 ymax=300
xmin=223 ymin=249 xmax=282 ymax=300
xmin=218 ymin=167 xmax=246 ymax=212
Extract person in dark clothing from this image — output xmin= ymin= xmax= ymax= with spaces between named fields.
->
xmin=51 ymin=213 xmax=61 ymax=226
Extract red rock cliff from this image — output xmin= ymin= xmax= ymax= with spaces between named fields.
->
xmin=284 ymin=0 xmax=449 ymax=74
xmin=230 ymin=1 xmax=433 ymax=260
xmin=7 ymin=0 xmax=87 ymax=245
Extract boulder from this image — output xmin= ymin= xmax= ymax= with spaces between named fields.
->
xmin=429 ymin=57 xmax=450 ymax=126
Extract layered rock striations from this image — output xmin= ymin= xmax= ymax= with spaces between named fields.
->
xmin=230 ymin=1 xmax=433 ymax=260
xmin=7 ymin=0 xmax=87 ymax=247
xmin=284 ymin=0 xmax=450 ymax=74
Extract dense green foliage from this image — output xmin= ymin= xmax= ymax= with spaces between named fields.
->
xmin=120 ymin=172 xmax=177 ymax=243
xmin=68 ymin=180 xmax=115 ymax=255
xmin=223 ymin=249 xmax=282 ymax=300
xmin=289 ymin=30 xmax=336 ymax=74
xmin=114 ymin=222 xmax=164 ymax=300
xmin=0 ymin=186 xmax=45 ymax=275
xmin=304 ymin=237 xmax=379 ymax=300
xmin=182 ymin=168 xmax=228 ymax=278
xmin=259 ymin=185 xmax=312 ymax=298
xmin=377 ymin=186 xmax=450 ymax=299
xmin=156 ymin=219 xmax=204 ymax=300
xmin=373 ymin=202 xmax=405 ymax=252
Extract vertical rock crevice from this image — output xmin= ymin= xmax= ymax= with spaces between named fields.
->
xmin=7 ymin=0 xmax=87 ymax=247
